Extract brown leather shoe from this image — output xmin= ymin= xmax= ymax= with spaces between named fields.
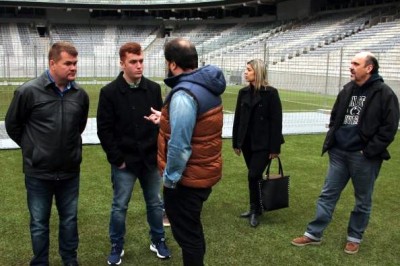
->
xmin=291 ymin=236 xmax=321 ymax=246
xmin=344 ymin=242 xmax=360 ymax=254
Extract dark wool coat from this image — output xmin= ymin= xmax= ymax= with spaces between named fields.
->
xmin=232 ymin=85 xmax=284 ymax=153
xmin=97 ymin=72 xmax=162 ymax=171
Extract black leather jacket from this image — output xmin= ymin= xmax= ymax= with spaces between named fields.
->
xmin=5 ymin=71 xmax=89 ymax=180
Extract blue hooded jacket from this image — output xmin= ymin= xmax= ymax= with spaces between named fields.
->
xmin=164 ymin=64 xmax=226 ymax=115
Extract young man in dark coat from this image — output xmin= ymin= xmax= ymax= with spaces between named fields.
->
xmin=97 ymin=42 xmax=170 ymax=265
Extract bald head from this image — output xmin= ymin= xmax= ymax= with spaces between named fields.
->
xmin=356 ymin=51 xmax=379 ymax=73
xmin=176 ymin=38 xmax=192 ymax=48
xmin=350 ymin=51 xmax=379 ymax=86
xmin=355 ymin=51 xmax=374 ymax=58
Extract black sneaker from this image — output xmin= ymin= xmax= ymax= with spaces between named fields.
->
xmin=107 ymin=243 xmax=124 ymax=265
xmin=150 ymin=238 xmax=171 ymax=259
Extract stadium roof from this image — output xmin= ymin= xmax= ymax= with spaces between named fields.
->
xmin=1 ymin=0 xmax=231 ymax=4
xmin=0 ymin=0 xmax=277 ymax=20
xmin=0 ymin=0 xmax=277 ymax=8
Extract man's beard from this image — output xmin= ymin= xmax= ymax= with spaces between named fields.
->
xmin=167 ymin=69 xmax=174 ymax=77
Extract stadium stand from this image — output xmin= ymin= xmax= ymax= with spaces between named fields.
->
xmin=1 ymin=0 xmax=400 ymax=148
xmin=1 ymin=4 xmax=400 ymax=82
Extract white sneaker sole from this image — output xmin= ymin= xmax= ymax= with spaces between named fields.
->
xmin=150 ymin=244 xmax=170 ymax=259
xmin=107 ymin=249 xmax=124 ymax=265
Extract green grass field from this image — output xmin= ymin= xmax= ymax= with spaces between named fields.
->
xmin=1 ymin=78 xmax=395 ymax=265
xmin=0 ymin=81 xmax=336 ymax=119
xmin=1 ymin=135 xmax=399 ymax=265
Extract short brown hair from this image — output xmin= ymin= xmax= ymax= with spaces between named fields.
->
xmin=119 ymin=42 xmax=142 ymax=61
xmin=48 ymin=41 xmax=78 ymax=62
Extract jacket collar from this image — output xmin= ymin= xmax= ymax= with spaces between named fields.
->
xmin=347 ymin=74 xmax=384 ymax=94
xmin=241 ymin=85 xmax=262 ymax=106
xmin=117 ymin=71 xmax=147 ymax=94
xmin=41 ymin=71 xmax=79 ymax=91
xmin=242 ymin=84 xmax=270 ymax=92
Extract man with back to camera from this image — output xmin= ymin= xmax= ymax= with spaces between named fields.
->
xmin=97 ymin=42 xmax=171 ymax=265
xmin=291 ymin=51 xmax=399 ymax=254
xmin=145 ymin=37 xmax=226 ymax=266
xmin=5 ymin=41 xmax=89 ymax=266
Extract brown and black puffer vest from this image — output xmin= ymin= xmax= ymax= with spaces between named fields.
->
xmin=158 ymin=87 xmax=223 ymax=188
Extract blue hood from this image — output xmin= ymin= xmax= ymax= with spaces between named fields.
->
xmin=164 ymin=65 xmax=226 ymax=97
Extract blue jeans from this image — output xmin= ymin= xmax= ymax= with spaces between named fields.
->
xmin=109 ymin=165 xmax=164 ymax=245
xmin=305 ymin=147 xmax=382 ymax=243
xmin=25 ymin=176 xmax=79 ymax=266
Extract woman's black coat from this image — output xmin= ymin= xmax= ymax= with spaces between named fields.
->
xmin=232 ymin=85 xmax=284 ymax=153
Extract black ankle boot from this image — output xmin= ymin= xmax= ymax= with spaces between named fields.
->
xmin=240 ymin=210 xmax=253 ymax=218
xmin=240 ymin=202 xmax=256 ymax=218
xmin=249 ymin=213 xmax=259 ymax=227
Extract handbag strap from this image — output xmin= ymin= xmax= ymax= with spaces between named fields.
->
xmin=265 ymin=157 xmax=285 ymax=178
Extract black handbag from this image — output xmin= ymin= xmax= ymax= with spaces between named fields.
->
xmin=258 ymin=157 xmax=289 ymax=212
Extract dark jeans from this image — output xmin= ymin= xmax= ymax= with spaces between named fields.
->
xmin=305 ymin=148 xmax=382 ymax=243
xmin=25 ymin=175 xmax=79 ymax=266
xmin=109 ymin=165 xmax=164 ymax=245
xmin=242 ymin=146 xmax=271 ymax=213
xmin=164 ymin=185 xmax=211 ymax=266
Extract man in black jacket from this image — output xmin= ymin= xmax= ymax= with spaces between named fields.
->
xmin=5 ymin=41 xmax=89 ymax=266
xmin=291 ymin=51 xmax=399 ymax=254
xmin=97 ymin=42 xmax=170 ymax=265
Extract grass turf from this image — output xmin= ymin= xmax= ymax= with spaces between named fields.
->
xmin=0 ymin=134 xmax=399 ymax=265
xmin=0 ymin=82 xmax=336 ymax=120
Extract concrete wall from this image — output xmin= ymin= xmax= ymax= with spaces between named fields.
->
xmin=277 ymin=0 xmax=312 ymax=20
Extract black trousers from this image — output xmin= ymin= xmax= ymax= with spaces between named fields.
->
xmin=242 ymin=146 xmax=271 ymax=214
xmin=164 ymin=184 xmax=212 ymax=266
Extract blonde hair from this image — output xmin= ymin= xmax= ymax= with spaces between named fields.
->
xmin=247 ymin=59 xmax=268 ymax=90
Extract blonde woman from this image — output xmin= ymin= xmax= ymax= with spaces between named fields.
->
xmin=232 ymin=59 xmax=284 ymax=227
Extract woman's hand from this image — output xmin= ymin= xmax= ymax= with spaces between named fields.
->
xmin=269 ymin=153 xmax=279 ymax=159
xmin=234 ymin=148 xmax=241 ymax=156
